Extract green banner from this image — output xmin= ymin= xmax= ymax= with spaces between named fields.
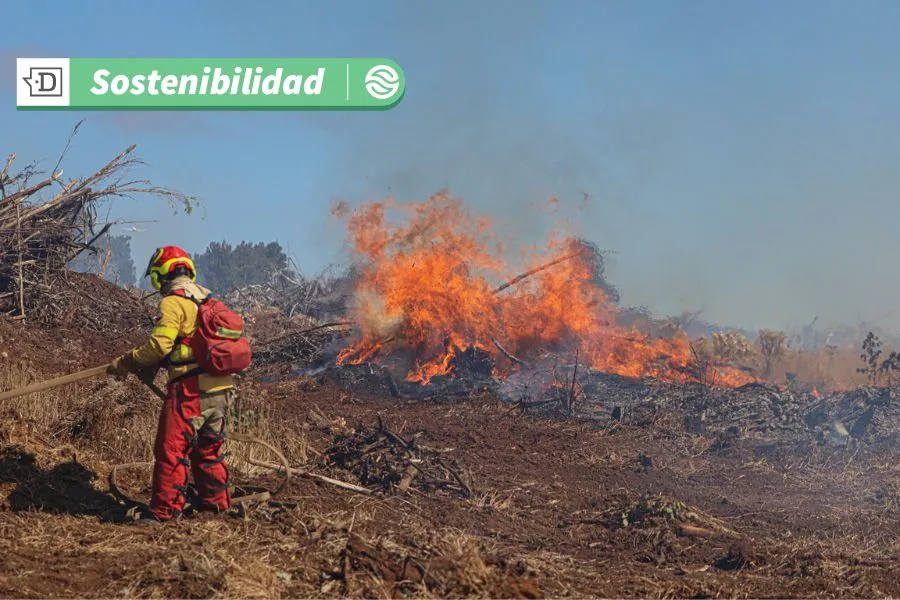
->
xmin=16 ymin=58 xmax=405 ymax=111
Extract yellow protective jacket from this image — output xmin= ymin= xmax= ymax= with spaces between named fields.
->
xmin=129 ymin=277 xmax=234 ymax=393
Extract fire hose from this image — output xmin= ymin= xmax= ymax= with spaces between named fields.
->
xmin=0 ymin=363 xmax=291 ymax=511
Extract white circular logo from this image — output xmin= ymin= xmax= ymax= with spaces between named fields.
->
xmin=365 ymin=65 xmax=400 ymax=100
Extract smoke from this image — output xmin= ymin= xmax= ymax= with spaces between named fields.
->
xmin=310 ymin=1 xmax=609 ymax=241
xmin=305 ymin=1 xmax=900 ymax=335
xmin=306 ymin=2 xmax=689 ymax=322
xmin=350 ymin=290 xmax=405 ymax=339
xmin=7 ymin=2 xmax=900 ymax=336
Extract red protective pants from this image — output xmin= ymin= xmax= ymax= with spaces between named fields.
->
xmin=150 ymin=376 xmax=232 ymax=521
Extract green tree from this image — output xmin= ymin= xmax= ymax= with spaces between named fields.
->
xmin=193 ymin=240 xmax=290 ymax=294
xmin=68 ymin=234 xmax=136 ymax=286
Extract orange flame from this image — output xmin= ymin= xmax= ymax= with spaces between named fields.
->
xmin=335 ymin=192 xmax=755 ymax=388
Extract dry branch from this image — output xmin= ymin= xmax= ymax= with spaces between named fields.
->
xmin=248 ymin=459 xmax=373 ymax=495
xmin=490 ymin=336 xmax=527 ymax=366
xmin=491 ymin=249 xmax=589 ymax=294
xmin=340 ymin=251 xmax=588 ymax=365
xmin=14 ymin=185 xmax=24 ymax=317
xmin=0 ymin=135 xmax=195 ymax=318
xmin=262 ymin=321 xmax=354 ymax=348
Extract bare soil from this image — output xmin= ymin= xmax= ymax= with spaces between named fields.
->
xmin=0 ymin=274 xmax=898 ymax=598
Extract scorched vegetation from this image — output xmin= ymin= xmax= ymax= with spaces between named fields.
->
xmin=0 ymin=135 xmax=899 ymax=598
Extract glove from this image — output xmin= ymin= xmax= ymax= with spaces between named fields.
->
xmin=135 ymin=364 xmax=159 ymax=386
xmin=107 ymin=353 xmax=137 ymax=380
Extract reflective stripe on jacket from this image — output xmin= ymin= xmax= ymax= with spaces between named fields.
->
xmin=130 ymin=278 xmax=233 ymax=393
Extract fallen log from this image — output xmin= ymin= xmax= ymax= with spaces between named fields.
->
xmin=676 ymin=524 xmax=720 ymax=538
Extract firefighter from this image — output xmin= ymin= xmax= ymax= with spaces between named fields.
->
xmin=108 ymin=246 xmax=235 ymax=523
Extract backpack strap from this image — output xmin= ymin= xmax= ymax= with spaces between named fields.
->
xmin=170 ymin=366 xmax=205 ymax=384
xmin=186 ymin=294 xmax=210 ymax=307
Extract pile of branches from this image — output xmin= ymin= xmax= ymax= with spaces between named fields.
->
xmin=324 ymin=417 xmax=471 ymax=498
xmin=223 ymin=264 xmax=355 ymax=320
xmin=0 ymin=132 xmax=192 ymax=321
xmin=252 ymin=322 xmax=353 ymax=368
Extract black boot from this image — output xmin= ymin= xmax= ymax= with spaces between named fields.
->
xmin=125 ymin=505 xmax=165 ymax=525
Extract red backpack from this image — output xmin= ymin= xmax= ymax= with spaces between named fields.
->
xmin=182 ymin=295 xmax=252 ymax=376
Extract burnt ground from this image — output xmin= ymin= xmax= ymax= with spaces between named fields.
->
xmin=0 ymin=275 xmax=898 ymax=598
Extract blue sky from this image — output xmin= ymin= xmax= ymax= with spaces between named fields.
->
xmin=4 ymin=0 xmax=900 ymax=331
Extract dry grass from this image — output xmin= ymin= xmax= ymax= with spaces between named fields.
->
xmin=0 ymin=367 xmax=346 ymax=597
xmin=0 ymin=360 xmax=296 ymax=506
xmin=0 ymin=361 xmax=151 ymax=471
xmin=694 ymin=334 xmax=868 ymax=391
xmin=774 ymin=347 xmax=868 ymax=391
xmin=229 ymin=387 xmax=313 ymax=469
xmin=1 ymin=333 xmax=900 ymax=598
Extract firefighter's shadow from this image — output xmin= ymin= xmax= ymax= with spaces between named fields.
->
xmin=0 ymin=445 xmax=122 ymax=519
